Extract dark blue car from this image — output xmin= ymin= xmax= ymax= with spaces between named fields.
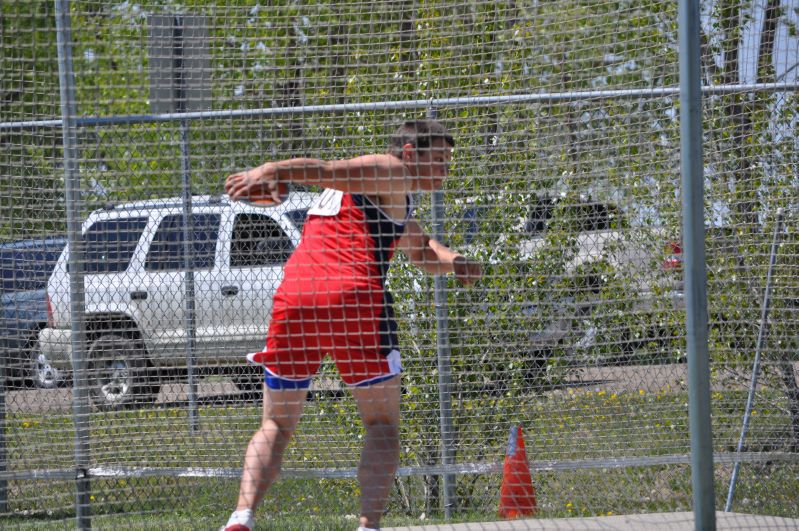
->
xmin=1 ymin=237 xmax=67 ymax=388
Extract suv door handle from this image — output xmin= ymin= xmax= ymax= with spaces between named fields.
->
xmin=130 ymin=290 xmax=148 ymax=301
xmin=221 ymin=285 xmax=239 ymax=297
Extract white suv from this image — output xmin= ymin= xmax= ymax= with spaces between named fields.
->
xmin=39 ymin=192 xmax=318 ymax=409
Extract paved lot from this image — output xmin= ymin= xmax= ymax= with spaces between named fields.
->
xmin=4 ymin=362 xmax=797 ymax=415
xmin=383 ymin=511 xmax=799 ymax=530
xmin=2 ymin=379 xmax=256 ymax=414
xmin=2 ymin=364 xmax=689 ymax=414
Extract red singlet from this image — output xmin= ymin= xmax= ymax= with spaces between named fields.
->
xmin=247 ymin=189 xmax=413 ymax=387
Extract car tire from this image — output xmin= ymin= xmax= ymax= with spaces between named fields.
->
xmin=87 ymin=334 xmax=161 ymax=410
xmin=523 ymin=347 xmax=555 ymax=389
xmin=232 ymin=365 xmax=264 ymax=402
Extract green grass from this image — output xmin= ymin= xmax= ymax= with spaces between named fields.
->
xmin=1 ymin=387 xmax=797 ymax=528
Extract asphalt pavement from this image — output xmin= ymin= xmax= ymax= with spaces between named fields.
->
xmin=382 ymin=511 xmax=799 ymax=530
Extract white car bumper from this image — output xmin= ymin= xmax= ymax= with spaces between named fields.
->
xmin=37 ymin=327 xmax=73 ymax=370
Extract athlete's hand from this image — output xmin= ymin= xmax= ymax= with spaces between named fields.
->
xmin=225 ymin=163 xmax=283 ymax=203
xmin=453 ymin=255 xmax=482 ymax=285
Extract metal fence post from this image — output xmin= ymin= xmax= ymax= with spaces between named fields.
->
xmin=0 ymin=338 xmax=7 ymax=512
xmin=180 ymin=118 xmax=200 ymax=434
xmin=172 ymin=15 xmax=201 ymax=434
xmin=677 ymin=1 xmax=716 ymax=530
xmin=428 ymin=108 xmax=457 ymax=518
xmin=54 ymin=0 xmax=92 ymax=528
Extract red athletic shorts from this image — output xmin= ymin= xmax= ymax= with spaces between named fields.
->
xmin=247 ymin=282 xmax=402 ymax=388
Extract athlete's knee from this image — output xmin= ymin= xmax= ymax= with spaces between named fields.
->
xmin=258 ymin=417 xmax=297 ymax=447
xmin=363 ymin=417 xmax=399 ymax=432
xmin=364 ymin=420 xmax=400 ymax=453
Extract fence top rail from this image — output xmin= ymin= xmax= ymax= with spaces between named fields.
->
xmin=2 ymin=82 xmax=797 ymax=132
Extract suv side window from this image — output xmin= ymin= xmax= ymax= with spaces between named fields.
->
xmin=231 ymin=213 xmax=294 ymax=267
xmin=566 ymin=204 xmax=608 ymax=232
xmin=525 ymin=201 xmax=622 ymax=235
xmin=525 ymin=203 xmax=554 ymax=235
xmin=145 ymin=213 xmax=221 ymax=271
xmin=284 ymin=208 xmax=309 ymax=232
xmin=83 ymin=218 xmax=148 ymax=274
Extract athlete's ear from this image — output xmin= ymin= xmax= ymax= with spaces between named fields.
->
xmin=401 ymin=143 xmax=416 ymax=164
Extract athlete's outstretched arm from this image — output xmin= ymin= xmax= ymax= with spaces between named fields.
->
xmin=397 ymin=220 xmax=481 ymax=285
xmin=225 ymin=155 xmax=412 ymax=202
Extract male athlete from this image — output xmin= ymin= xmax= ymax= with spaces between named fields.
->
xmin=222 ymin=120 xmax=481 ymax=531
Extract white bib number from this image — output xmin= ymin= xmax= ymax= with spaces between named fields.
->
xmin=307 ymin=188 xmax=344 ymax=217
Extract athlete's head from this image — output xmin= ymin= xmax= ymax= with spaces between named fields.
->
xmin=389 ymin=120 xmax=455 ymax=191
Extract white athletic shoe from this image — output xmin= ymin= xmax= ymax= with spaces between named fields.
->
xmin=222 ymin=509 xmax=254 ymax=531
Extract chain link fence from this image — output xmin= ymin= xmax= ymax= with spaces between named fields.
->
xmin=1 ymin=1 xmax=798 ymax=529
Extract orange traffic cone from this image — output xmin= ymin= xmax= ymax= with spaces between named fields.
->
xmin=499 ymin=425 xmax=537 ymax=519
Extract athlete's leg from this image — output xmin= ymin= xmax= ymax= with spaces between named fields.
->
xmin=235 ymin=383 xmax=309 ymax=511
xmin=350 ymin=375 xmax=401 ymax=529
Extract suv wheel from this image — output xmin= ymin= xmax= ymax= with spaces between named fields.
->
xmin=87 ymin=334 xmax=161 ymax=410
xmin=30 ymin=349 xmax=65 ymax=389
xmin=523 ymin=347 xmax=554 ymax=389
xmin=232 ymin=365 xmax=264 ymax=401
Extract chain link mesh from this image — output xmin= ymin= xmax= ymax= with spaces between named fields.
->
xmin=1 ymin=0 xmax=798 ymax=528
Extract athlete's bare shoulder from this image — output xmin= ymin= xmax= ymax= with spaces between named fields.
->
xmin=337 ymin=154 xmax=408 ymax=179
